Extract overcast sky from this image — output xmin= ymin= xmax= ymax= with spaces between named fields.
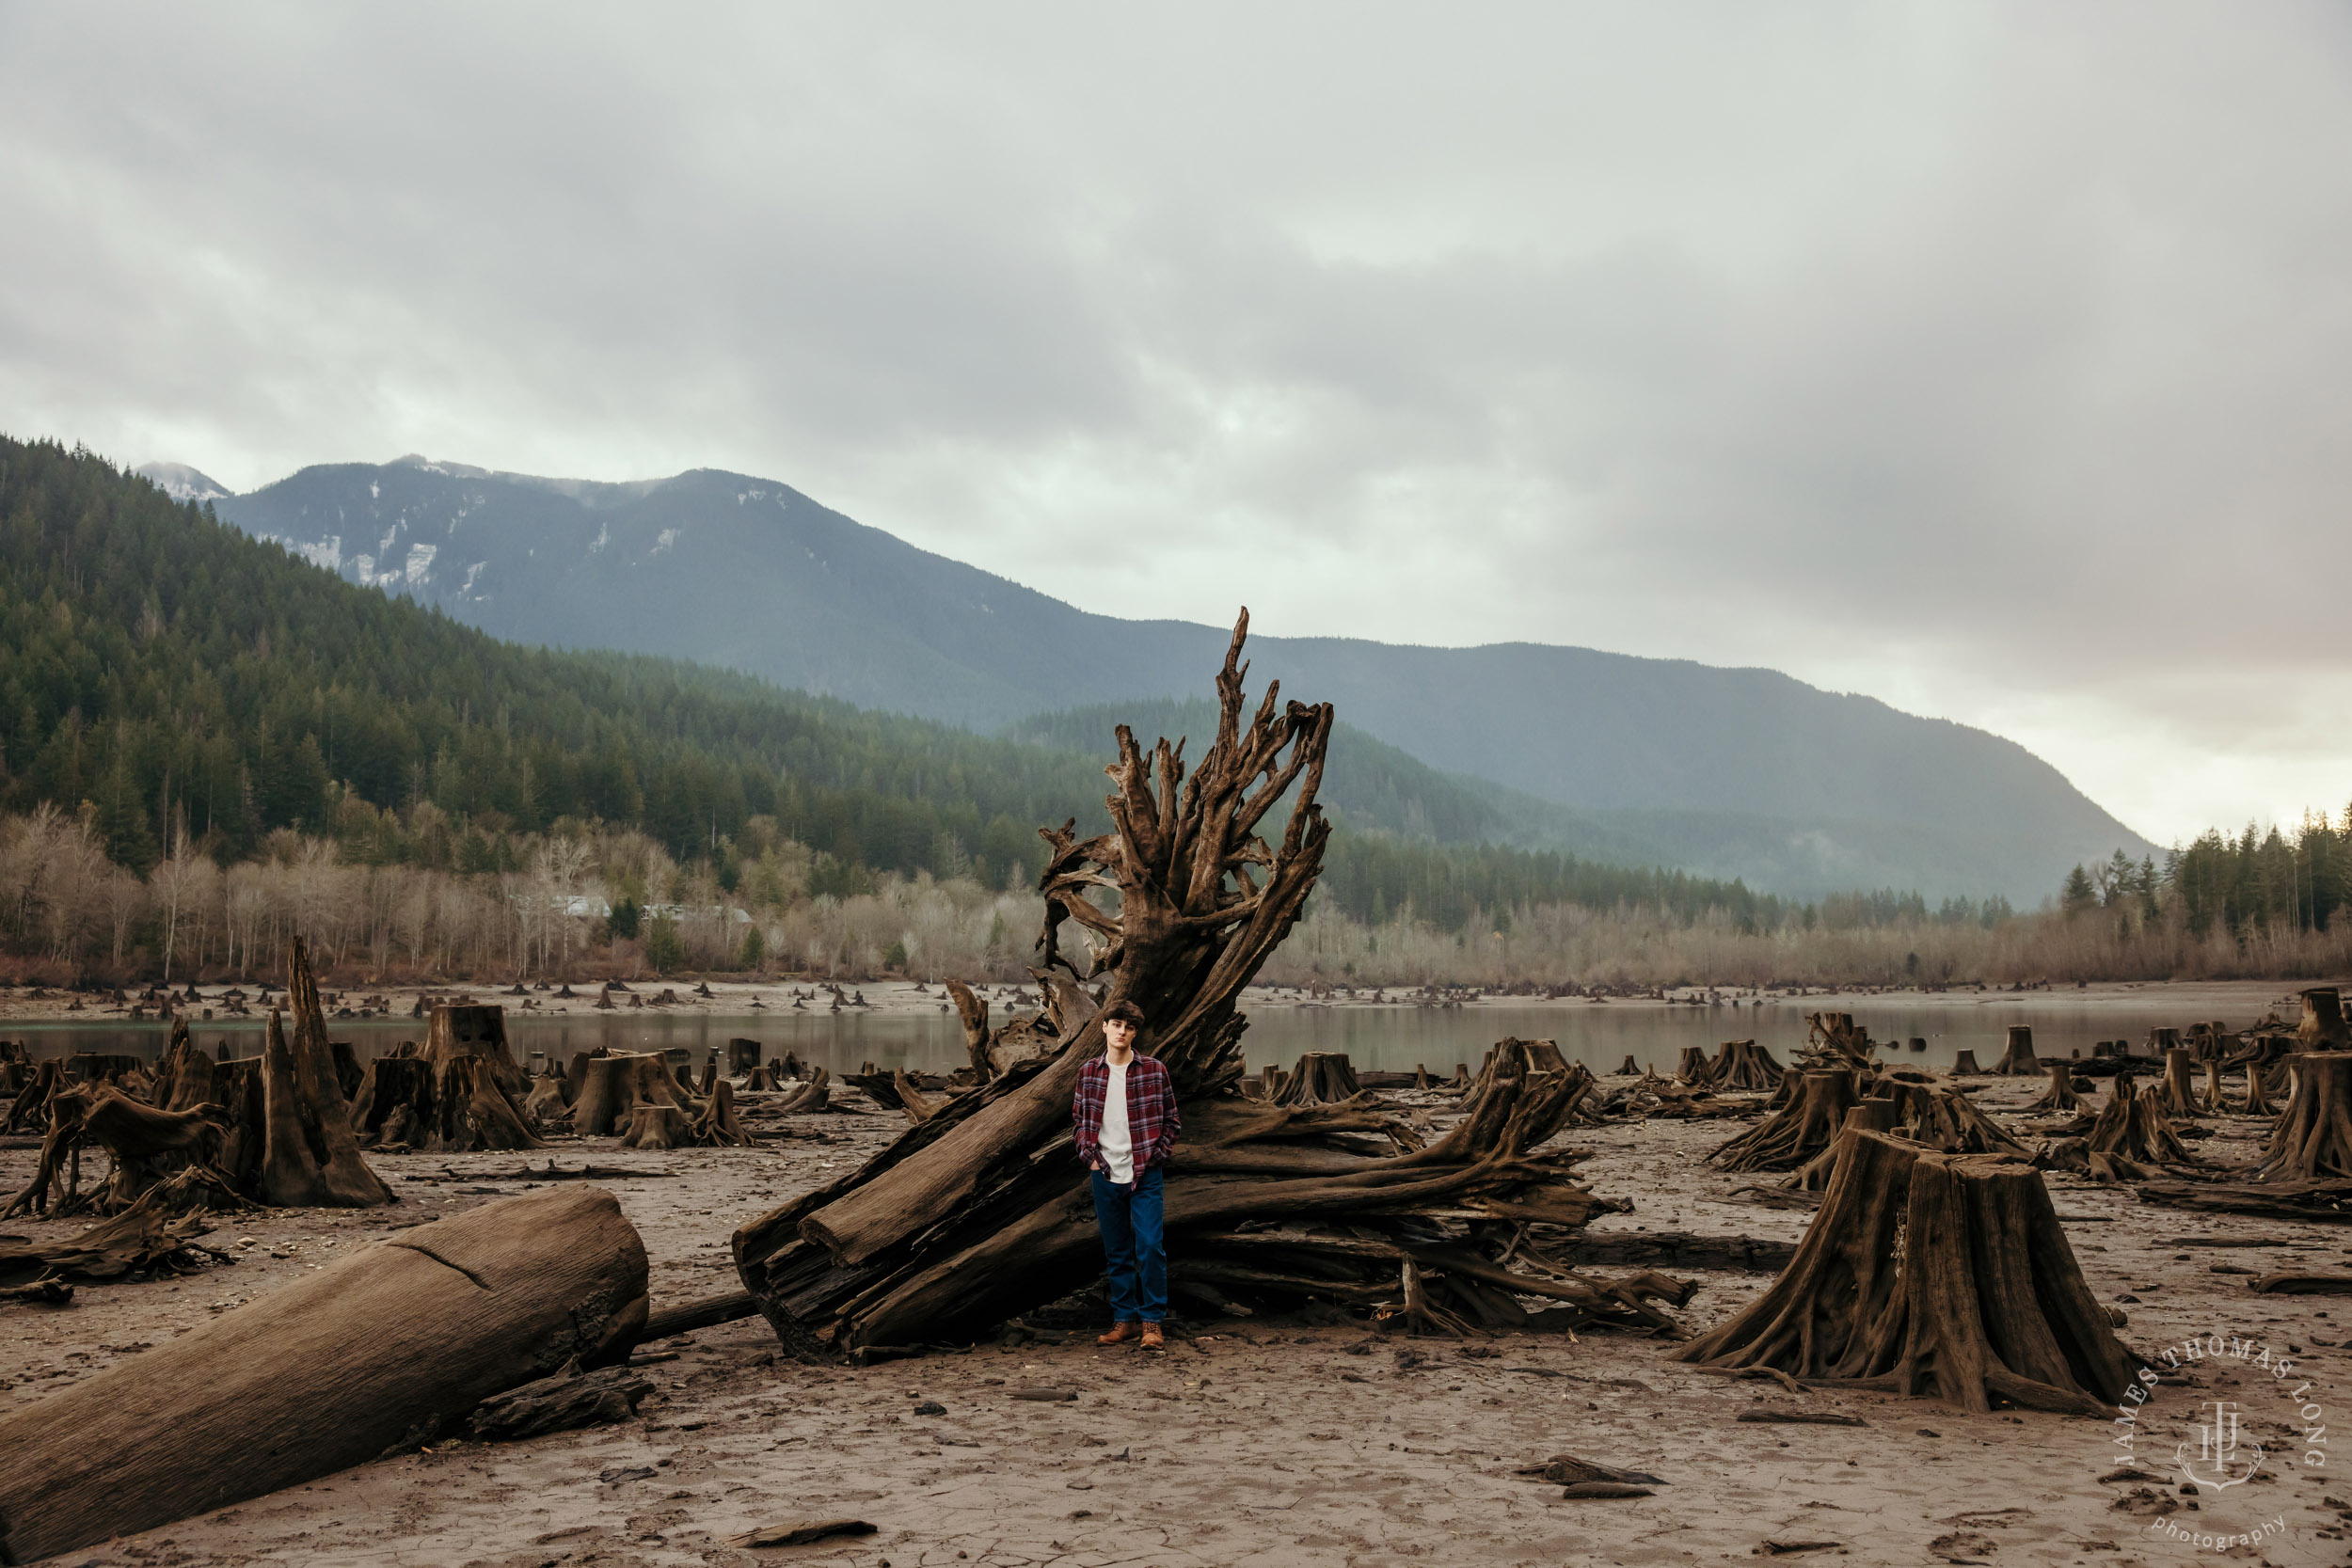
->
xmin=4 ymin=4 xmax=2347 ymax=846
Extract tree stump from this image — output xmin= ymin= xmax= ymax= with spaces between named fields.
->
xmin=1805 ymin=1012 xmax=1875 ymax=1066
xmin=1613 ymin=1054 xmax=1640 ymax=1077
xmin=1992 ymin=1026 xmax=2040 ymax=1076
xmin=350 ymin=1056 xmax=436 ymax=1148
xmin=1709 ymin=1071 xmax=1859 ymax=1172
xmin=2157 ymin=1048 xmax=2202 ymax=1120
xmin=424 ymin=1054 xmax=545 ymax=1153
xmin=2033 ymin=1061 xmax=2083 ymax=1113
xmin=2242 ymin=1059 xmax=2278 ymax=1117
xmin=2300 ymin=989 xmax=2350 ymax=1051
xmin=427 ymin=1005 xmax=529 ymax=1100
xmin=1675 ymin=1129 xmax=2139 ymax=1415
xmin=0 ymin=1187 xmax=647 ymax=1564
xmin=1874 ymin=1073 xmax=2028 ymax=1157
xmin=572 ymin=1053 xmax=695 ymax=1135
xmin=1273 ymin=1053 xmax=1365 ymax=1106
xmin=727 ymin=1038 xmax=763 ymax=1076
xmin=1947 ymin=1050 xmax=1984 ymax=1076
xmin=1709 ymin=1040 xmax=1785 ymax=1093
xmin=2081 ymin=1085 xmax=2196 ymax=1180
xmin=257 ymin=942 xmax=392 ymax=1208
xmin=1788 ymin=1101 xmax=1899 ymax=1191
xmin=2252 ymin=1053 xmax=2352 ymax=1181
xmin=693 ymin=1080 xmax=757 ymax=1147
xmin=773 ymin=1067 xmax=832 ymax=1115
xmin=1674 ymin=1046 xmax=1716 ymax=1087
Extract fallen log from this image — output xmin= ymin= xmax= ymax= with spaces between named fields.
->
xmin=0 ymin=1185 xmax=648 ymax=1564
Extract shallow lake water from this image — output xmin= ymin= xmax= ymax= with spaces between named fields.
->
xmin=6 ymin=993 xmax=2264 ymax=1077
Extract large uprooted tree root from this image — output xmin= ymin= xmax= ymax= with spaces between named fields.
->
xmin=1709 ymin=1071 xmax=1857 ymax=1173
xmin=731 ymin=612 xmax=1663 ymax=1358
xmin=1675 ymin=1129 xmax=2139 ymax=1416
xmin=2251 ymin=1053 xmax=2352 ymax=1182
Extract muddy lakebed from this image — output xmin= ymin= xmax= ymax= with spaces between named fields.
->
xmin=5 ymin=979 xmax=2349 ymax=1565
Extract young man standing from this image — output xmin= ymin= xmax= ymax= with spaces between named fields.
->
xmin=1073 ymin=999 xmax=1178 ymax=1348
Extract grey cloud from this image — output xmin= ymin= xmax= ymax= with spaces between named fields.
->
xmin=3 ymin=3 xmax=2349 ymax=840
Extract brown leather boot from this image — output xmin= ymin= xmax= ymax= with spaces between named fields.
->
xmin=1140 ymin=1323 xmax=1165 ymax=1349
xmin=1096 ymin=1323 xmax=1139 ymax=1345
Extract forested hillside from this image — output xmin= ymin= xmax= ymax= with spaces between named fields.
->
xmin=1 ymin=438 xmax=1109 ymax=889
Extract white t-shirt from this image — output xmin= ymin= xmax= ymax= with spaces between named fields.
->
xmin=1098 ymin=1058 xmax=1134 ymax=1184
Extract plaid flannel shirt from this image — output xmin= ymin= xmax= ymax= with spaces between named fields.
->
xmin=1073 ymin=1053 xmax=1180 ymax=1176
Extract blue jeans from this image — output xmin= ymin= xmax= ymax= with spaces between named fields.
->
xmin=1090 ymin=1165 xmax=1167 ymax=1323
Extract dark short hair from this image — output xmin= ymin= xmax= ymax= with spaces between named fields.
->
xmin=1100 ymin=999 xmax=1146 ymax=1028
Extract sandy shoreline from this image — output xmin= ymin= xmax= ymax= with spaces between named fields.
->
xmin=5 ymin=1053 xmax=2349 ymax=1564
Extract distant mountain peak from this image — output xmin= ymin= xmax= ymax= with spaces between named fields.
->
xmin=135 ymin=462 xmax=230 ymax=503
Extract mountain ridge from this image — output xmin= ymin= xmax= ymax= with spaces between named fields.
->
xmin=204 ymin=454 xmax=2156 ymax=900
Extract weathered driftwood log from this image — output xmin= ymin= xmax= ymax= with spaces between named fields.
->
xmin=258 ymin=941 xmax=393 ymax=1208
xmin=2157 ymin=1048 xmax=2202 ymax=1120
xmin=1274 ymin=1052 xmax=1365 ymax=1106
xmin=2033 ymin=1060 xmax=2083 ymax=1113
xmin=0 ymin=1186 xmax=647 ymax=1565
xmin=2252 ymin=1053 xmax=2352 ymax=1182
xmin=1708 ymin=1040 xmax=1784 ymax=1093
xmin=1675 ymin=1129 xmax=2138 ymax=1416
xmin=1991 ymin=1026 xmax=2040 ymax=1076
xmin=1674 ymin=1046 xmax=1715 ymax=1086
xmin=619 ymin=1104 xmax=695 ymax=1149
xmin=0 ymin=1176 xmax=238 ymax=1286
xmin=522 ymin=1077 xmax=571 ymax=1128
xmin=2133 ymin=1177 xmax=2352 ymax=1223
xmin=1947 ymin=1050 xmax=1984 ymax=1076
xmin=465 ymin=1361 xmax=653 ymax=1440
xmin=1709 ymin=1071 xmax=1858 ymax=1173
xmin=572 ymin=1052 xmax=696 ymax=1135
